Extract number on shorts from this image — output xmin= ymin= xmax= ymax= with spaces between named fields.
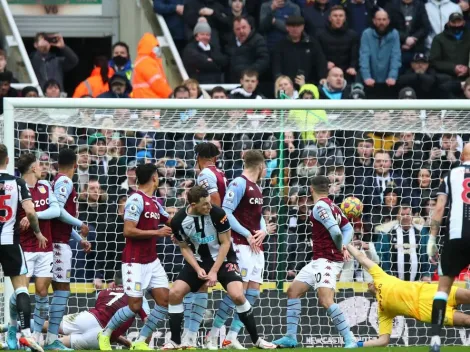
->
xmin=107 ymin=292 xmax=125 ymax=306
xmin=0 ymin=195 xmax=13 ymax=222
xmin=462 ymin=178 xmax=470 ymax=204
xmin=315 ymin=273 xmax=322 ymax=283
xmin=225 ymin=263 xmax=240 ymax=273
xmin=50 ymin=262 xmax=53 ymax=273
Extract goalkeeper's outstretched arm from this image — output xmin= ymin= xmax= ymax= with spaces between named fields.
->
xmin=346 ymin=244 xmax=376 ymax=271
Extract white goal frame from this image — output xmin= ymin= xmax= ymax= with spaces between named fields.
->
xmin=2 ymin=97 xmax=470 ymax=329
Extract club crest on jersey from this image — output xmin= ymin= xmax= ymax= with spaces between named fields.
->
xmin=240 ymin=268 xmax=247 ymax=277
xmin=135 ymin=282 xmax=141 ymax=291
xmin=38 ymin=185 xmax=47 ymax=194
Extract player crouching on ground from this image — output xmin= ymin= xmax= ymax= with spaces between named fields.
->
xmin=40 ymin=272 xmax=149 ymax=350
xmin=164 ymin=186 xmax=276 ymax=350
xmin=346 ymin=243 xmax=470 ymax=347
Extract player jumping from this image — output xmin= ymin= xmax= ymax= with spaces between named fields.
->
xmin=346 ymin=243 xmax=470 ymax=347
xmin=165 ymin=185 xmax=276 ymax=350
xmin=98 ymin=163 xmax=173 ymax=351
xmin=273 ymin=175 xmax=356 ymax=348
xmin=0 ymin=144 xmax=44 ymax=352
xmin=179 ymin=142 xmax=229 ymax=348
xmin=45 ymin=148 xmax=91 ymax=350
xmin=8 ymin=153 xmax=60 ymax=348
xmin=427 ymin=143 xmax=470 ymax=352
xmin=206 ymin=149 xmax=268 ymax=350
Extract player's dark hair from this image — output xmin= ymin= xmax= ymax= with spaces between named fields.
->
xmin=310 ymin=175 xmax=330 ymax=194
xmin=135 ymin=163 xmax=158 ymax=185
xmin=114 ymin=271 xmax=123 ymax=286
xmin=195 ymin=142 xmax=219 ymax=159
xmin=187 ymin=185 xmax=209 ymax=204
xmin=58 ymin=148 xmax=77 ymax=167
xmin=0 ymin=144 xmax=8 ymax=165
xmin=399 ymin=203 xmax=412 ymax=211
xmin=244 ymin=150 xmax=265 ymax=169
xmin=17 ymin=153 xmax=37 ymax=175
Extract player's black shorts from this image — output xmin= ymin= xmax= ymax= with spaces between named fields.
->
xmin=0 ymin=244 xmax=28 ymax=277
xmin=176 ymin=261 xmax=243 ymax=293
xmin=440 ymin=238 xmax=470 ymax=277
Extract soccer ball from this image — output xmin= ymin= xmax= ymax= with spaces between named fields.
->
xmin=340 ymin=196 xmax=363 ymax=220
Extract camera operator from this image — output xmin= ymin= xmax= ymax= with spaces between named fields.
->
xmin=31 ymin=32 xmax=79 ymax=91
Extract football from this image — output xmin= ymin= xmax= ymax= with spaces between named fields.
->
xmin=340 ymin=196 xmax=363 ymax=220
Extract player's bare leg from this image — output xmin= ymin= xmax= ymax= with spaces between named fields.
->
xmin=44 ymin=281 xmax=71 ymax=350
xmin=430 ymin=275 xmax=454 ymax=352
xmin=273 ymin=280 xmax=309 ymax=348
xmin=33 ymin=277 xmax=51 ymax=341
xmin=131 ymin=287 xmax=169 ymax=350
xmin=165 ymin=280 xmax=192 ymax=350
xmin=223 ymin=281 xmax=260 ymax=349
xmin=10 ymin=275 xmax=44 ymax=352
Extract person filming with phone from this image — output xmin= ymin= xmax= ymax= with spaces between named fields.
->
xmin=31 ymin=32 xmax=79 ymax=91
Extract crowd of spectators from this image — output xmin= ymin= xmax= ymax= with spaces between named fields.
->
xmin=2 ymin=0 xmax=470 ymax=288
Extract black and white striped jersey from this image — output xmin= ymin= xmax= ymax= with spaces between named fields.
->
xmin=438 ymin=162 xmax=470 ymax=240
xmin=171 ymin=205 xmax=237 ymax=264
xmin=0 ymin=171 xmax=32 ymax=245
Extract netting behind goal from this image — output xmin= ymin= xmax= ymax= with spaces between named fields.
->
xmin=5 ymin=99 xmax=470 ymax=347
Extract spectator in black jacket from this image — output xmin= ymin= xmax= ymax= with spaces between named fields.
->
xmin=97 ymin=73 xmax=132 ymax=99
xmin=229 ymin=69 xmax=265 ymax=99
xmin=30 ymin=32 xmax=79 ymax=90
xmin=183 ymin=22 xmax=228 ymax=83
xmin=397 ymin=52 xmax=437 ymax=98
xmin=225 ymin=16 xmax=270 ymax=82
xmin=220 ymin=0 xmax=255 ymax=47
xmin=385 ymin=0 xmax=430 ymax=69
xmin=317 ymin=5 xmax=359 ymax=81
xmin=183 ymin=0 xmax=230 ymax=47
xmin=153 ymin=0 xmax=186 ymax=52
xmin=344 ymin=0 xmax=375 ymax=37
xmin=272 ymin=15 xmax=327 ymax=86
xmin=302 ymin=0 xmax=331 ymax=36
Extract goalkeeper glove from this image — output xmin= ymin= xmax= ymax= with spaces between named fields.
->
xmin=427 ymin=235 xmax=438 ymax=257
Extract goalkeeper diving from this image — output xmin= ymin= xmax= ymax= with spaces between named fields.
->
xmin=346 ymin=243 xmax=470 ymax=347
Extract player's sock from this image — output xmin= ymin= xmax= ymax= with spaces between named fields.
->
xmin=183 ymin=293 xmax=194 ymax=338
xmin=227 ymin=288 xmax=260 ymax=340
xmin=210 ymin=294 xmax=235 ymax=337
xmin=286 ymin=298 xmax=301 ymax=339
xmin=9 ymin=293 xmax=18 ymax=327
xmin=326 ymin=303 xmax=351 ymax=340
xmin=235 ymin=300 xmax=259 ymax=344
xmin=46 ymin=290 xmax=70 ymax=344
xmin=103 ymin=306 xmax=136 ymax=337
xmin=169 ymin=303 xmax=184 ymax=345
xmin=15 ymin=287 xmax=32 ymax=336
xmin=188 ymin=292 xmax=208 ymax=335
xmin=137 ymin=305 xmax=168 ymax=342
xmin=33 ymin=295 xmax=49 ymax=336
xmin=431 ymin=291 xmax=449 ymax=338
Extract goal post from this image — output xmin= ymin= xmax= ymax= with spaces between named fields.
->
xmin=3 ymin=97 xmax=470 ymax=347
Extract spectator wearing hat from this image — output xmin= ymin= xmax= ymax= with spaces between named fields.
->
xmin=183 ymin=0 xmax=228 ymax=48
xmin=30 ymin=32 xmax=78 ymax=91
xmin=21 ymin=86 xmax=39 ymax=98
xmin=97 ymin=73 xmax=132 ymax=98
xmin=398 ymin=86 xmax=417 ymax=99
xmin=430 ymin=12 xmax=470 ymax=85
xmin=182 ymin=22 xmax=228 ymax=83
xmin=225 ymin=16 xmax=270 ymax=83
xmin=349 ymin=83 xmax=366 ymax=99
xmin=153 ymin=0 xmax=186 ymax=53
xmin=259 ymin=0 xmax=301 ymax=50
xmin=272 ymin=15 xmax=327 ymax=87
xmin=0 ymin=70 xmax=18 ymax=114
xmin=397 ymin=53 xmax=437 ymax=98
xmin=317 ymin=6 xmax=359 ymax=81
xmin=359 ymin=9 xmax=402 ymax=99
xmin=425 ymin=0 xmax=461 ymax=50
xmin=384 ymin=0 xmax=430 ymax=69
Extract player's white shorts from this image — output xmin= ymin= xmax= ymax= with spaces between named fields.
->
xmin=233 ymin=243 xmax=264 ymax=284
xmin=24 ymin=251 xmax=53 ymax=278
xmin=52 ymin=243 xmax=72 ymax=283
xmin=61 ymin=311 xmax=101 ymax=350
xmin=295 ymin=258 xmax=343 ymax=290
xmin=122 ymin=259 xmax=169 ymax=297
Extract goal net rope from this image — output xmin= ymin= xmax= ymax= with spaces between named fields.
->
xmin=2 ymin=98 xmax=470 ymax=347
